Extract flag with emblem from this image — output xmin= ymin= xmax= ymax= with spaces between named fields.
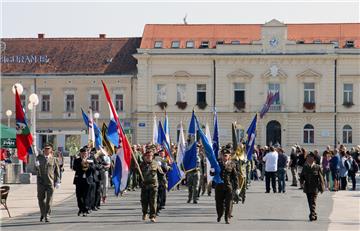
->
xmin=15 ymin=88 xmax=33 ymax=163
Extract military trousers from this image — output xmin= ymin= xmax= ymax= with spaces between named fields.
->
xmin=141 ymin=186 xmax=158 ymax=219
xmin=187 ymin=171 xmax=200 ymax=202
xmin=215 ymin=184 xmax=233 ymax=221
xmin=37 ymin=183 xmax=54 ymax=218
xmin=76 ymin=180 xmax=89 ymax=213
xmin=306 ymin=193 xmax=318 ymax=218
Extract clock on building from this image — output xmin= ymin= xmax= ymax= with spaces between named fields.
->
xmin=269 ymin=38 xmax=279 ymax=47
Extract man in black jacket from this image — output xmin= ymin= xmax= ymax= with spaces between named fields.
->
xmin=73 ymin=147 xmax=95 ymax=216
xmin=213 ymin=148 xmax=238 ymax=224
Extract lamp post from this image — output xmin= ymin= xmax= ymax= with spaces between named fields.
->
xmin=94 ymin=112 xmax=100 ymax=125
xmin=28 ymin=93 xmax=39 ymax=155
xmin=6 ymin=110 xmax=12 ymax=127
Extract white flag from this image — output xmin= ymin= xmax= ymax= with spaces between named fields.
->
xmin=88 ymin=108 xmax=96 ymax=148
xmin=176 ymin=122 xmax=186 ymax=179
xmin=152 ymin=115 xmax=158 ymax=144
xmin=205 ymin=123 xmax=214 ymax=184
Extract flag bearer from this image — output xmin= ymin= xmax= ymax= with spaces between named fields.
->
xmin=140 ymin=148 xmax=165 ymax=223
xmin=35 ymin=142 xmax=60 ymax=223
xmin=212 ymin=148 xmax=238 ymax=224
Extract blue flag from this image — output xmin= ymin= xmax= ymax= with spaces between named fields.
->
xmin=246 ymin=114 xmax=257 ymax=160
xmin=195 ymin=116 xmax=223 ymax=184
xmin=158 ymin=121 xmax=182 ymax=191
xmin=107 ymin=119 xmax=119 ymax=146
xmin=183 ymin=110 xmax=198 ymax=172
xmin=81 ymin=108 xmax=102 ymax=148
xmin=212 ymin=109 xmax=219 ymax=159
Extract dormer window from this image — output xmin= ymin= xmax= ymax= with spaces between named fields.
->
xmin=171 ymin=41 xmax=180 ymax=48
xmin=200 ymin=41 xmax=209 ymax=48
xmin=186 ymin=40 xmax=194 ymax=48
xmin=313 ymin=40 xmax=321 ymax=44
xmin=345 ymin=40 xmax=354 ymax=48
xmin=231 ymin=40 xmax=240 ymax=45
xmin=330 ymin=40 xmax=339 ymax=48
xmin=154 ymin=41 xmax=163 ymax=48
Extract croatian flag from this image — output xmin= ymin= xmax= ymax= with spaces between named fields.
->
xmin=102 ymin=80 xmax=132 ymax=196
xmin=15 ymin=88 xmax=33 ymax=162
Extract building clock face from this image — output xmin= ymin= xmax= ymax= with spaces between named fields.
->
xmin=269 ymin=37 xmax=279 ymax=47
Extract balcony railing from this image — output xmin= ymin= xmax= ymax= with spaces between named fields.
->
xmin=269 ymin=104 xmax=281 ymax=112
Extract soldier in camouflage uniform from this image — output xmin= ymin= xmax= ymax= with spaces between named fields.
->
xmin=186 ymin=145 xmax=201 ymax=204
xmin=213 ymin=148 xmax=238 ymax=224
xmin=300 ymin=152 xmax=325 ymax=221
xmin=140 ymin=148 xmax=165 ymax=223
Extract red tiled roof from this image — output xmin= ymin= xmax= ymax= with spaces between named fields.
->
xmin=140 ymin=23 xmax=360 ymax=48
xmin=1 ymin=37 xmax=141 ymax=75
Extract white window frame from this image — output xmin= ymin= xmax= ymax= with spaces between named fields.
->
xmin=233 ymin=83 xmax=245 ymax=103
xmin=196 ymin=84 xmax=207 ymax=104
xmin=90 ymin=94 xmax=99 ymax=112
xmin=154 ymin=41 xmax=163 ymax=48
xmin=65 ymin=94 xmax=75 ymax=112
xmin=343 ymin=83 xmax=353 ymax=104
xmin=114 ymin=94 xmax=124 ymax=112
xmin=304 ymin=82 xmax=315 ymax=103
xmin=186 ymin=40 xmax=194 ymax=48
xmin=41 ymin=94 xmax=51 ymax=112
xmin=171 ymin=40 xmax=180 ymax=48
xmin=342 ymin=125 xmax=352 ymax=144
xmin=303 ymin=124 xmax=314 ymax=144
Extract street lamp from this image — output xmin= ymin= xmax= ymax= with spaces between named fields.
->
xmin=6 ymin=110 xmax=12 ymax=127
xmin=29 ymin=93 xmax=39 ymax=155
xmin=12 ymin=83 xmax=24 ymax=95
xmin=94 ymin=112 xmax=100 ymax=124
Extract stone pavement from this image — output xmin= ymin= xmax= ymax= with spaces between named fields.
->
xmin=1 ymin=157 xmax=75 ymax=219
xmin=1 ymin=159 xmax=359 ymax=230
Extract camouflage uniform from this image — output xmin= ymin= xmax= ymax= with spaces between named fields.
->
xmin=140 ymin=159 xmax=165 ymax=220
xmin=300 ymin=162 xmax=325 ymax=221
xmin=186 ymin=155 xmax=201 ymax=203
xmin=215 ymin=159 xmax=238 ymax=223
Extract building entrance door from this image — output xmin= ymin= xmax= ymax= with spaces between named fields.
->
xmin=266 ymin=120 xmax=281 ymax=146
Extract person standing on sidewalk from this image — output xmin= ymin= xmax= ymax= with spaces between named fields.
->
xmin=35 ymin=142 xmax=60 ymax=223
xmin=277 ymin=147 xmax=288 ymax=193
xmin=300 ymin=152 xmax=325 ymax=221
xmin=263 ymin=146 xmax=278 ymax=193
xmin=289 ymin=147 xmax=298 ymax=187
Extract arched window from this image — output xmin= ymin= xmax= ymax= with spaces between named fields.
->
xmin=343 ymin=125 xmax=352 ymax=144
xmin=303 ymin=124 xmax=314 ymax=144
